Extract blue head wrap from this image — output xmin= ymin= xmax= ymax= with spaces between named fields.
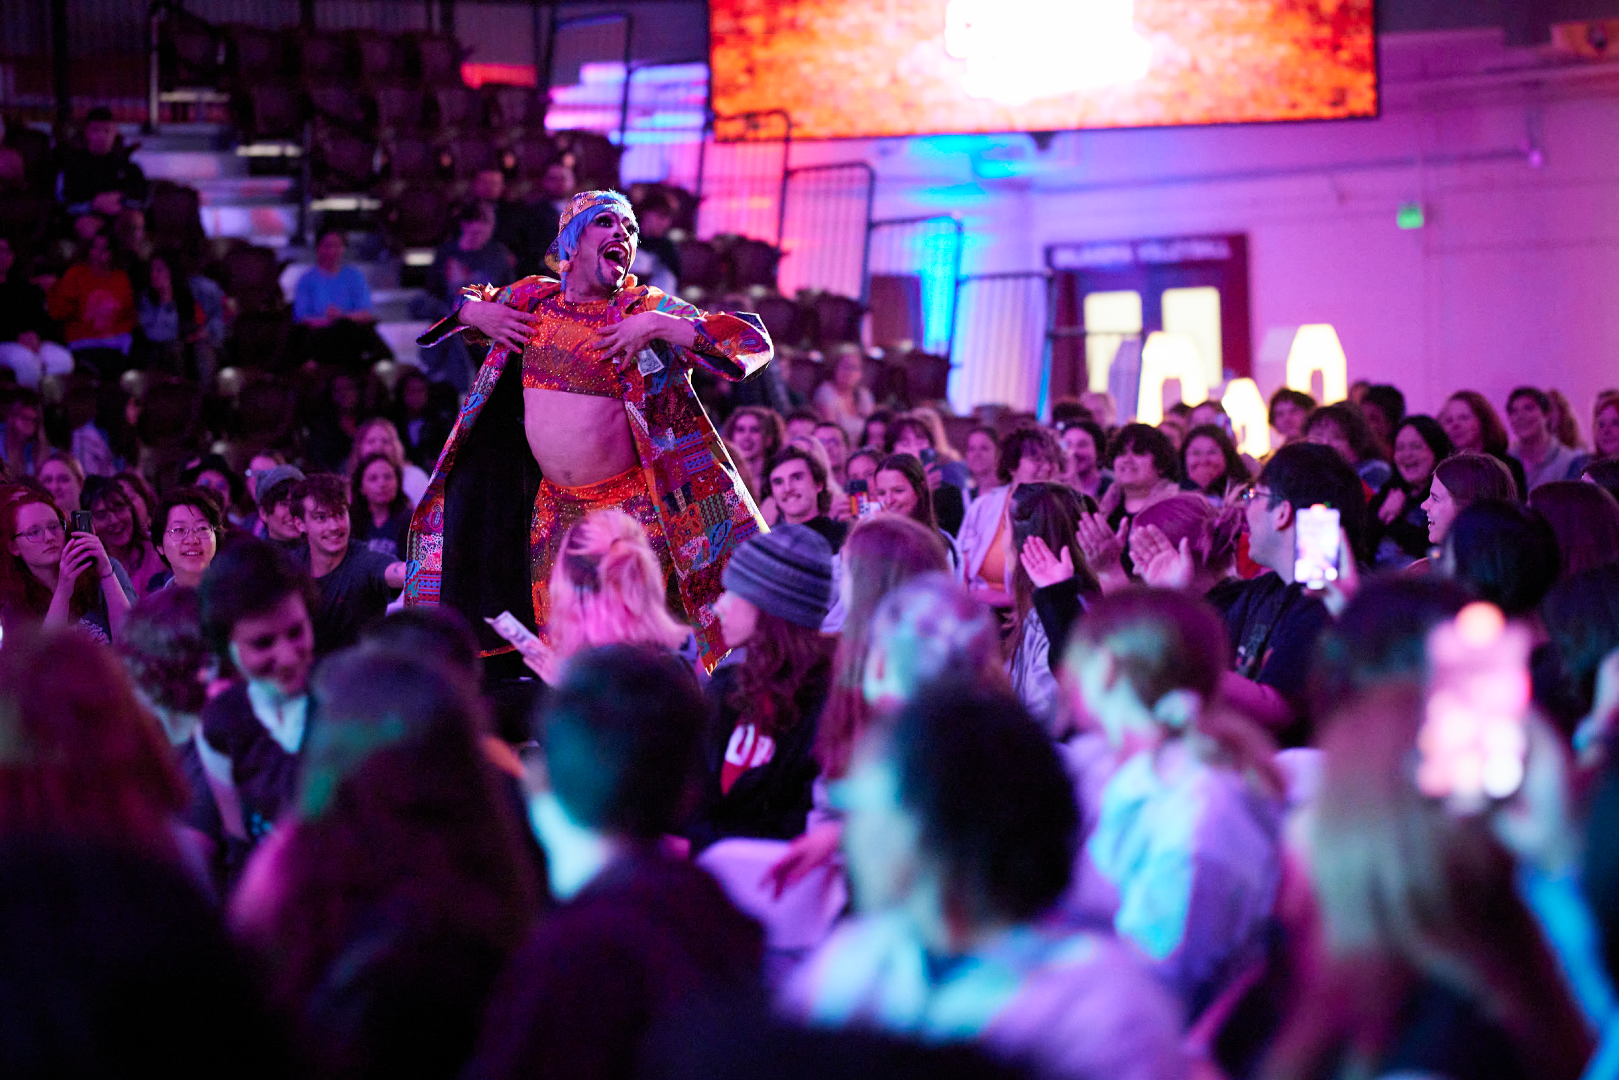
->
xmin=546 ymin=189 xmax=637 ymax=275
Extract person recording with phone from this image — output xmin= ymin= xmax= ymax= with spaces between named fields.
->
xmin=1208 ymin=442 xmax=1367 ymax=743
xmin=0 ymin=487 xmax=133 ymax=641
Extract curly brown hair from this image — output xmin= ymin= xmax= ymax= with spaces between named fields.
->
xmin=727 ymin=608 xmax=834 ymax=739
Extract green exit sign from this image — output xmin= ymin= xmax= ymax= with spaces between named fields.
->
xmin=1397 ymin=203 xmax=1427 ymax=230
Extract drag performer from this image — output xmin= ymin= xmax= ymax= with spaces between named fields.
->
xmin=404 ymin=190 xmax=772 ymax=671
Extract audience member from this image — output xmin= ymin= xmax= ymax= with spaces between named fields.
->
xmin=722 ymin=405 xmax=786 ymax=503
xmin=517 ymin=509 xmax=690 ymax=685
xmin=254 ymin=463 xmax=308 ymax=554
xmin=1263 ymin=684 xmax=1591 ymax=1080
xmin=874 ymin=452 xmax=961 ymax=574
xmin=957 ymin=424 xmax=1063 ymax=609
xmin=1530 ymin=481 xmax=1619 ymax=579
xmin=419 ymin=205 xmax=516 ymax=390
xmin=1005 ymin=482 xmax=1098 ymax=730
xmin=47 ymin=231 xmax=136 ymax=359
xmin=289 ymin=473 xmax=406 ymax=655
xmin=1588 ymin=458 xmax=1619 ymax=505
xmin=0 ymin=486 xmax=133 ymax=640
xmin=1359 ymin=383 xmax=1406 ymax=449
xmin=464 ymin=645 xmax=765 ymax=1080
xmin=1443 ymin=499 xmax=1561 ymax=618
xmin=963 ymin=424 xmax=1000 ymax=499
xmin=629 ymin=189 xmax=680 ymax=291
xmin=785 ymin=407 xmax=822 ymax=440
xmin=1543 ymin=563 xmax=1619 ymax=740
xmin=343 ymin=420 xmax=430 ymax=505
xmin=1307 ymin=574 xmax=1471 ymax=719
xmin=1211 ymin=442 xmax=1366 ymax=738
xmin=133 ymin=250 xmax=206 ymax=377
xmin=1439 ymin=389 xmax=1529 ymax=497
xmin=197 ymin=538 xmax=318 ymax=847
xmin=816 ymin=516 xmax=951 ymax=784
xmin=232 ymin=648 xmax=540 ymax=1080
xmin=1593 ymin=391 xmax=1619 ymax=462
xmin=294 ymin=230 xmax=387 ymax=370
xmin=783 ymin=678 xmax=1187 ymax=1080
xmin=55 ymin=106 xmax=147 ymax=217
xmin=304 ymin=369 xmax=367 ymax=472
xmin=1062 ymin=588 xmax=1284 ymax=1013
xmin=1422 ymin=451 xmax=1517 ymax=545
xmin=1099 ymin=423 xmax=1181 ymax=536
xmin=178 ymin=452 xmax=247 ymax=523
xmin=1179 ymin=422 xmax=1248 ymax=502
xmin=1121 ymin=493 xmax=1245 ymax=599
xmin=768 ymin=445 xmax=848 ymax=551
xmin=393 ymin=368 xmax=455 ymax=469
xmin=0 ymin=835 xmax=288 ymax=1080
xmin=886 ymin=411 xmax=968 ymax=535
xmin=37 ymin=449 xmax=84 ymax=513
xmin=1550 ymin=387 xmax=1586 ymax=450
xmin=814 ymin=420 xmax=852 ymax=487
xmin=349 ymin=451 xmax=413 ymax=559
xmin=0 ymin=234 xmax=74 ymax=389
xmin=1509 ymin=386 xmax=1589 ymax=490
xmin=1267 ymin=388 xmax=1315 ymax=446
xmin=151 ymin=486 xmax=223 ymax=590
xmin=470 ymin=166 xmax=557 ymax=278
xmin=689 ymin=525 xmax=836 ymax=849
xmin=1305 ymin=402 xmax=1391 ymax=490
xmin=1058 ymin=418 xmax=1111 ymax=502
xmin=0 ymin=622 xmax=187 ymax=857
xmin=82 ymin=474 xmax=166 ymax=595
xmin=845 ymin=445 xmax=880 ymax=491
xmin=1368 ymin=414 xmax=1452 ymax=565
xmin=815 ymin=349 xmax=875 ymax=446
xmin=0 ymin=388 xmax=46 ymax=476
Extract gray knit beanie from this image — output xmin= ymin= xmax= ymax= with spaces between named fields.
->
xmin=721 ymin=525 xmax=834 ymax=629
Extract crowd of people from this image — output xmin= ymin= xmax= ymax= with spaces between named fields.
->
xmin=9 ymin=108 xmax=1619 ymax=1080
xmin=6 ymin=343 xmax=1619 ymax=1080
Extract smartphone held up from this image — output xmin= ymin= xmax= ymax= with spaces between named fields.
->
xmin=1417 ymin=601 xmax=1532 ymax=812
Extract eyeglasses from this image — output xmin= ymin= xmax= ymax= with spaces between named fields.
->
xmin=1235 ymin=485 xmax=1275 ymax=506
xmin=14 ymin=520 xmax=65 ymax=543
xmin=165 ymin=525 xmax=215 ymax=541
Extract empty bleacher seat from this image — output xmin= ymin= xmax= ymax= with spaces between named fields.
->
xmin=809 ymin=294 xmax=865 ymax=349
xmin=433 ymin=86 xmax=484 ymax=132
xmin=410 ymin=34 xmax=464 ymax=87
xmin=754 ymin=293 xmax=806 ymax=350
xmin=312 ymin=128 xmax=378 ymax=192
xmin=146 ymin=181 xmax=206 ymax=263
xmin=308 ymin=84 xmax=372 ymax=131
xmin=385 ymin=185 xmax=448 ymax=249
xmin=676 ymin=238 xmax=725 ymax=291
xmin=373 ymin=86 xmax=425 ymax=136
xmin=727 ymin=238 xmax=781 ymax=291
xmin=298 ymin=32 xmax=354 ymax=81
xmin=239 ymin=83 xmax=304 ymax=141
xmin=356 ymin=33 xmax=405 ymax=82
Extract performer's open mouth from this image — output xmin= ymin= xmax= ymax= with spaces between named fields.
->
xmin=601 ymin=241 xmax=630 ymax=270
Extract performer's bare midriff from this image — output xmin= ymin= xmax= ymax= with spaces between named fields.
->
xmin=455 ymin=209 xmax=699 ymax=488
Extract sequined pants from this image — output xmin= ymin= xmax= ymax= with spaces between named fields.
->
xmin=529 ymin=466 xmax=671 ymax=641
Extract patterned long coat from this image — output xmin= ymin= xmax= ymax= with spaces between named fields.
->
xmin=404 ymin=274 xmax=773 ymax=670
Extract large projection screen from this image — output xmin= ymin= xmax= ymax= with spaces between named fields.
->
xmin=710 ymin=0 xmax=1377 ymax=140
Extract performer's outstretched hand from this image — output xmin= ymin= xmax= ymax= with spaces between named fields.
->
xmin=594 ymin=310 xmax=696 ymax=367
xmin=460 ymin=298 xmax=538 ymax=353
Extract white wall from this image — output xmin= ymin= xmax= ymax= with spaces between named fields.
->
xmin=781 ymin=30 xmax=1619 ymax=426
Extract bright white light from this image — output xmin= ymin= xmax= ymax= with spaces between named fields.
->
xmin=944 ymin=0 xmax=1153 ymax=105
xmin=1221 ymin=378 xmax=1272 ymax=459
xmin=1285 ymin=324 xmax=1349 ymax=405
xmin=1135 ymin=331 xmax=1208 ymax=425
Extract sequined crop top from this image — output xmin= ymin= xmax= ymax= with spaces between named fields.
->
xmin=520 ymin=292 xmax=626 ymax=399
